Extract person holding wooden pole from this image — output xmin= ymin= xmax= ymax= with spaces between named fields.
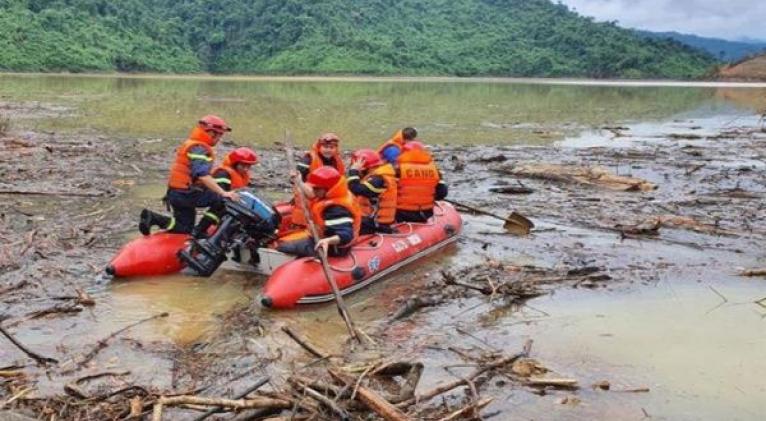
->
xmin=278 ymin=135 xmax=361 ymax=341
xmin=277 ymin=166 xmax=361 ymax=258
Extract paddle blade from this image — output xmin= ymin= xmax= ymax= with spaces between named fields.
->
xmin=503 ymin=212 xmax=534 ymax=235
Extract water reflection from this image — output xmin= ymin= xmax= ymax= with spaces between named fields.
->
xmin=4 ymin=74 xmax=763 ymax=148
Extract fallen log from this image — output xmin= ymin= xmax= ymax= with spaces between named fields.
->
xmin=329 ymin=369 xmax=411 ymax=421
xmin=152 ymin=396 xmax=292 ymax=421
xmin=740 ymin=268 xmax=766 ymax=277
xmin=489 ymin=186 xmax=534 ymax=195
xmin=504 ymin=163 xmax=657 ymax=192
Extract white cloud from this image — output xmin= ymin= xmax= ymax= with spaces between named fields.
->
xmin=557 ymin=0 xmax=766 ymax=41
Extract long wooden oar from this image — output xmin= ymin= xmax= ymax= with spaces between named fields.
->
xmin=445 ymin=199 xmax=533 ymax=235
xmin=282 ymin=131 xmax=360 ymax=343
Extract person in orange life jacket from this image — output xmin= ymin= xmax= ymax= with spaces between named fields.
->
xmin=377 ymin=127 xmax=418 ymax=166
xmin=291 ymin=133 xmax=346 ymax=227
xmin=347 ymin=149 xmax=397 ymax=235
xmin=277 ymin=166 xmax=361 ymax=258
xmin=138 ymin=115 xmax=239 ymax=236
xmin=191 ymin=147 xmax=258 ymax=238
xmin=395 ymin=141 xmax=448 ymax=223
xmin=296 ymin=132 xmax=346 ymax=180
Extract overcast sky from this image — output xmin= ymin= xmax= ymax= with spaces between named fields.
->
xmin=557 ymin=0 xmax=766 ymax=41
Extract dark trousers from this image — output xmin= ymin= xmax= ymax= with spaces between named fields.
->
xmin=277 ymin=237 xmax=349 ymax=258
xmin=166 ymin=188 xmax=222 ymax=234
xmin=360 ymin=216 xmax=393 ymax=235
xmin=395 ymin=209 xmax=434 ymax=223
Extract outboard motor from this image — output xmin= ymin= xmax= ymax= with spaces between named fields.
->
xmin=179 ymin=190 xmax=280 ymax=276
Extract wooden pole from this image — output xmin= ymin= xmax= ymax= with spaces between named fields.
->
xmin=282 ymin=131 xmax=359 ymax=342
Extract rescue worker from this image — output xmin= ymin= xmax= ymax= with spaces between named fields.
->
xmin=395 ymin=141 xmax=448 ymax=223
xmin=377 ymin=127 xmax=418 ymax=166
xmin=291 ymin=133 xmax=345 ymax=227
xmin=347 ymin=149 xmax=397 ymax=234
xmin=296 ymin=132 xmax=345 ymax=180
xmin=192 ymin=147 xmax=258 ymax=238
xmin=138 ymin=115 xmax=238 ymax=236
xmin=278 ymin=166 xmax=360 ymax=258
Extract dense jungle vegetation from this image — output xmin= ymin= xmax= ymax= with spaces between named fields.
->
xmin=0 ymin=0 xmax=718 ymax=78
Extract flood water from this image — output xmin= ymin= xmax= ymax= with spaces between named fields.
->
xmin=2 ymin=74 xmax=766 ymax=419
xmin=1 ymin=73 xmax=765 ymax=147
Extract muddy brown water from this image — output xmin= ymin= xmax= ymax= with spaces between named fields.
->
xmin=2 ymin=74 xmax=766 ymax=419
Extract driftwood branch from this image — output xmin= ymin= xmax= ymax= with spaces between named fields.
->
xmin=399 ymin=339 xmax=533 ymax=408
xmin=281 ymin=326 xmax=329 ymax=359
xmin=152 ymin=395 xmax=292 ymax=421
xmin=740 ymin=268 xmax=766 ymax=277
xmin=76 ymin=312 xmax=169 ymax=368
xmin=191 ymin=376 xmax=271 ymax=421
xmin=388 ymin=296 xmax=443 ymax=322
xmin=0 ymin=324 xmax=58 ymax=365
xmin=295 ymin=382 xmax=350 ymax=421
xmin=329 ymin=369 xmax=411 ymax=421
xmin=437 ymin=397 xmax=494 ymax=421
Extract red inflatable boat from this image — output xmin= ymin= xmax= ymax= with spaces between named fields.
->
xmin=259 ymin=202 xmax=462 ymax=308
xmin=106 ymin=232 xmax=189 ymax=277
xmin=107 ymin=202 xmax=462 ymax=309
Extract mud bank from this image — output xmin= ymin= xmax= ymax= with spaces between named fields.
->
xmin=1 ymin=104 xmax=766 ymax=420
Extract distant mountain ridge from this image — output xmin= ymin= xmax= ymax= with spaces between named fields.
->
xmin=0 ymin=0 xmax=717 ymax=79
xmin=637 ymin=30 xmax=766 ymax=62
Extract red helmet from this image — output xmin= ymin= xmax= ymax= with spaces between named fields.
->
xmin=402 ymin=141 xmax=425 ymax=152
xmin=229 ymin=147 xmax=258 ymax=165
xmin=198 ymin=115 xmax=232 ymax=134
xmin=317 ymin=132 xmax=340 ymax=145
xmin=307 ymin=166 xmax=341 ymax=189
xmin=351 ymin=149 xmax=383 ymax=169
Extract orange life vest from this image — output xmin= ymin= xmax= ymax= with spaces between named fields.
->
xmin=167 ymin=127 xmax=215 ymax=190
xmin=396 ymin=149 xmax=440 ymax=212
xmin=307 ymin=150 xmax=345 ymax=174
xmin=212 ymin=163 xmax=250 ymax=190
xmin=292 ymin=142 xmax=346 ymax=226
xmin=354 ymin=163 xmax=397 ymax=225
xmin=310 ymin=177 xmax=361 ymax=241
xmin=376 ymin=130 xmax=405 ymax=156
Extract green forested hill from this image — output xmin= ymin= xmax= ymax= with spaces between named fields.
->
xmin=0 ymin=0 xmax=717 ymax=78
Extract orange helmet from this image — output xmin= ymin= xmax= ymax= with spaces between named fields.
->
xmin=402 ymin=141 xmax=425 ymax=152
xmin=198 ymin=115 xmax=232 ymax=134
xmin=307 ymin=166 xmax=341 ymax=189
xmin=317 ymin=132 xmax=340 ymax=146
xmin=228 ymin=147 xmax=258 ymax=165
xmin=351 ymin=149 xmax=383 ymax=169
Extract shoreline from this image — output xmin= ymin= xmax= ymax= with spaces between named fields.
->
xmin=3 ymin=71 xmax=766 ymax=88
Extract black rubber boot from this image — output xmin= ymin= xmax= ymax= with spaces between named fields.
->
xmin=139 ymin=209 xmax=171 ymax=236
xmin=192 ymin=219 xmax=211 ymax=239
